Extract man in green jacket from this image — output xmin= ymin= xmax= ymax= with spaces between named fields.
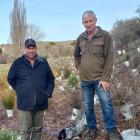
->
xmin=74 ymin=10 xmax=122 ymax=140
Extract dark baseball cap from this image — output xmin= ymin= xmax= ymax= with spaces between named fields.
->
xmin=25 ymin=39 xmax=36 ymax=48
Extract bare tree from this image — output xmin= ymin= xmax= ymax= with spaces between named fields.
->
xmin=10 ymin=0 xmax=27 ymax=57
xmin=10 ymin=0 xmax=46 ymax=57
xmin=26 ymin=24 xmax=45 ymax=42
xmin=135 ymin=5 xmax=140 ymax=18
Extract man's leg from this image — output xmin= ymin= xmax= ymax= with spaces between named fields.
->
xmin=95 ymin=84 xmax=116 ymax=132
xmin=81 ymin=81 xmax=99 ymax=140
xmin=81 ymin=81 xmax=96 ymax=129
xmin=19 ymin=110 xmax=32 ymax=140
xmin=31 ymin=110 xmax=44 ymax=140
xmin=95 ymin=82 xmax=123 ymax=140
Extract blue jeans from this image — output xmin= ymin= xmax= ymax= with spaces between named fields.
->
xmin=80 ymin=80 xmax=116 ymax=133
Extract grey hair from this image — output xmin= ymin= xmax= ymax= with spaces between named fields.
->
xmin=82 ymin=10 xmax=97 ymax=21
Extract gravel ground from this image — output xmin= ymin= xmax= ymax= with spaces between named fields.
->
xmin=0 ymin=88 xmax=140 ymax=140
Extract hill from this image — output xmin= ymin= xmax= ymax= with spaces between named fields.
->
xmin=0 ymin=40 xmax=75 ymax=58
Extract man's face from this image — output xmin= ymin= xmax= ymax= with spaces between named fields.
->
xmin=82 ymin=14 xmax=96 ymax=32
xmin=25 ymin=46 xmax=37 ymax=60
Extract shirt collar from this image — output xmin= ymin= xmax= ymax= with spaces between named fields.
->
xmin=81 ymin=26 xmax=103 ymax=39
xmin=24 ymin=54 xmax=44 ymax=62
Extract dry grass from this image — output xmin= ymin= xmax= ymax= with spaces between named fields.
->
xmin=0 ymin=40 xmax=75 ymax=58
xmin=0 ymin=64 xmax=10 ymax=78
xmin=0 ymin=76 xmax=16 ymax=110
xmin=68 ymin=89 xmax=82 ymax=110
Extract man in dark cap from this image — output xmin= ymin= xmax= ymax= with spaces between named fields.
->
xmin=7 ymin=39 xmax=55 ymax=140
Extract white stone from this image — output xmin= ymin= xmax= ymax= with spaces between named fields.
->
xmin=56 ymin=76 xmax=62 ymax=81
xmin=122 ymin=129 xmax=140 ymax=140
xmin=120 ymin=104 xmax=134 ymax=120
xmin=117 ymin=50 xmax=122 ymax=55
xmin=58 ymin=85 xmax=64 ymax=91
xmin=6 ymin=109 xmax=13 ymax=117
xmin=117 ymin=82 xmax=122 ymax=89
xmin=70 ymin=108 xmax=81 ymax=121
xmin=123 ymin=61 xmax=129 ymax=67
xmin=8 ymin=85 xmax=13 ymax=90
xmin=17 ymin=136 xmax=21 ymax=140
xmin=123 ymin=50 xmax=126 ymax=55
xmin=137 ymin=48 xmax=140 ymax=53
xmin=131 ymin=69 xmax=138 ymax=76
xmin=94 ymin=94 xmax=99 ymax=104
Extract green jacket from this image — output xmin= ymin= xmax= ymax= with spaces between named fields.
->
xmin=74 ymin=27 xmax=114 ymax=82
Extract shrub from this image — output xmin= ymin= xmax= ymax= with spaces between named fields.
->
xmin=63 ymin=68 xmax=71 ymax=79
xmin=0 ymin=89 xmax=15 ymax=109
xmin=0 ymin=76 xmax=16 ymax=110
xmin=0 ymin=128 xmax=19 ymax=140
xmin=52 ymin=68 xmax=61 ymax=78
xmin=123 ymin=52 xmax=130 ymax=61
xmin=68 ymin=90 xmax=82 ymax=109
xmin=70 ymin=40 xmax=76 ymax=46
xmin=48 ymin=41 xmax=56 ymax=46
xmin=67 ymin=73 xmax=79 ymax=88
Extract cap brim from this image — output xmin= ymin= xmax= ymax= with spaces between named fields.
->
xmin=25 ymin=44 xmax=36 ymax=48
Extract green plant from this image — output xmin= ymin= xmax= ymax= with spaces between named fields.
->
xmin=0 ymin=90 xmax=15 ymax=109
xmin=67 ymin=73 xmax=79 ymax=88
xmin=0 ymin=128 xmax=19 ymax=140
xmin=0 ymin=76 xmax=16 ymax=110
xmin=48 ymin=41 xmax=56 ymax=46
xmin=63 ymin=68 xmax=71 ymax=79
xmin=123 ymin=53 xmax=130 ymax=61
xmin=52 ymin=68 xmax=61 ymax=78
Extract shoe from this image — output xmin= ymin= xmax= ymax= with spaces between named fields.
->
xmin=83 ymin=128 xmax=98 ymax=140
xmin=108 ymin=129 xmax=123 ymax=140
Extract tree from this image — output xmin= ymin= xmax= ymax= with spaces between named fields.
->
xmin=26 ymin=24 xmax=45 ymax=42
xmin=111 ymin=18 xmax=140 ymax=51
xmin=10 ymin=0 xmax=27 ymax=57
xmin=10 ymin=0 xmax=45 ymax=57
xmin=135 ymin=5 xmax=140 ymax=18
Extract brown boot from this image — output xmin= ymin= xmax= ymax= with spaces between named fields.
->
xmin=108 ymin=129 xmax=123 ymax=140
xmin=83 ymin=128 xmax=98 ymax=140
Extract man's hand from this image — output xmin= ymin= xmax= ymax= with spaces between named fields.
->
xmin=98 ymin=81 xmax=110 ymax=91
xmin=48 ymin=94 xmax=52 ymax=98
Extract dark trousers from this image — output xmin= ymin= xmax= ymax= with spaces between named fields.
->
xmin=19 ymin=110 xmax=44 ymax=140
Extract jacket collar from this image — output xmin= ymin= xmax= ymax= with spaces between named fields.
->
xmin=23 ymin=54 xmax=44 ymax=63
xmin=21 ymin=55 xmax=45 ymax=68
xmin=81 ymin=26 xmax=104 ymax=39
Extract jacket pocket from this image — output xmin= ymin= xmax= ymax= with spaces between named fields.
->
xmin=35 ymin=89 xmax=48 ymax=106
xmin=90 ymin=41 xmax=105 ymax=66
xmin=91 ymin=45 xmax=104 ymax=54
xmin=90 ymin=37 xmax=104 ymax=55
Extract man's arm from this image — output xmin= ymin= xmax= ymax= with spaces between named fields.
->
xmin=7 ymin=61 xmax=17 ymax=90
xmin=74 ymin=38 xmax=81 ymax=70
xmin=99 ymin=32 xmax=114 ymax=91
xmin=46 ymin=61 xmax=55 ymax=98
xmin=101 ymin=32 xmax=114 ymax=83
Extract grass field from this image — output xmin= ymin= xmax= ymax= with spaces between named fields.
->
xmin=0 ymin=64 xmax=10 ymax=78
xmin=0 ymin=64 xmax=11 ymax=106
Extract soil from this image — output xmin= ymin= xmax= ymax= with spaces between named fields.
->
xmin=0 ymin=87 xmax=140 ymax=140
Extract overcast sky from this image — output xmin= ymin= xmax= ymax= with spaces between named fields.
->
xmin=0 ymin=0 xmax=139 ymax=44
